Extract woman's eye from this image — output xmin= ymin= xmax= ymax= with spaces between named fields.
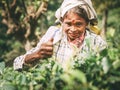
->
xmin=65 ymin=22 xmax=71 ymax=26
xmin=76 ymin=23 xmax=82 ymax=27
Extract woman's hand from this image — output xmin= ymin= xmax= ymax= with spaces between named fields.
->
xmin=37 ymin=38 xmax=54 ymax=58
xmin=24 ymin=38 xmax=54 ymax=63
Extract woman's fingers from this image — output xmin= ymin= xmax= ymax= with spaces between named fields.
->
xmin=39 ymin=38 xmax=54 ymax=58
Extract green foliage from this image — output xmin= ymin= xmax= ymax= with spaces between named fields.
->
xmin=0 ymin=61 xmax=5 ymax=74
xmin=0 ymin=46 xmax=120 ymax=90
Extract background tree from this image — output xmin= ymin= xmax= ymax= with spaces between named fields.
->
xmin=92 ymin=0 xmax=120 ymax=39
xmin=0 ymin=0 xmax=62 ymax=66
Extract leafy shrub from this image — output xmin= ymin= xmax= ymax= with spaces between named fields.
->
xmin=0 ymin=47 xmax=120 ymax=90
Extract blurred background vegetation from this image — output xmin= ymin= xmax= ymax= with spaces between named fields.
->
xmin=0 ymin=0 xmax=120 ymax=67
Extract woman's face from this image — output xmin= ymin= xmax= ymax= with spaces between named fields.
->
xmin=62 ymin=11 xmax=88 ymax=41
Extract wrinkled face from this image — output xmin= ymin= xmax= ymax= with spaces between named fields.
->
xmin=62 ymin=11 xmax=88 ymax=41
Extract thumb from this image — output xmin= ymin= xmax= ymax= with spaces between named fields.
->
xmin=49 ymin=38 xmax=54 ymax=42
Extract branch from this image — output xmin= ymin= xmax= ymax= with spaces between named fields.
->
xmin=35 ymin=1 xmax=48 ymax=20
xmin=21 ymin=0 xmax=28 ymax=14
xmin=10 ymin=0 xmax=16 ymax=7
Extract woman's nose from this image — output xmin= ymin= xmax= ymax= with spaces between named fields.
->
xmin=70 ymin=25 xmax=77 ymax=31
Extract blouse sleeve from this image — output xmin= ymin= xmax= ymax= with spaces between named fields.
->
xmin=13 ymin=26 xmax=60 ymax=70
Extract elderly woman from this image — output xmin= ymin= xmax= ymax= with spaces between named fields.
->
xmin=14 ymin=0 xmax=107 ymax=70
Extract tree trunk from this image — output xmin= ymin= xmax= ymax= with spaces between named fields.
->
xmin=101 ymin=9 xmax=108 ymax=40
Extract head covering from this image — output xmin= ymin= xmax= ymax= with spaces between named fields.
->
xmin=55 ymin=0 xmax=97 ymax=23
xmin=55 ymin=0 xmax=101 ymax=35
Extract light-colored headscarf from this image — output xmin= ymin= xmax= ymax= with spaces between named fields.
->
xmin=55 ymin=0 xmax=97 ymax=22
xmin=55 ymin=0 xmax=101 ymax=35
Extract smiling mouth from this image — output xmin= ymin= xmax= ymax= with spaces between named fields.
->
xmin=69 ymin=33 xmax=79 ymax=37
xmin=70 ymin=34 xmax=76 ymax=37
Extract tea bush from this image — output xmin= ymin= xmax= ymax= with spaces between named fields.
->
xmin=0 ymin=47 xmax=120 ymax=90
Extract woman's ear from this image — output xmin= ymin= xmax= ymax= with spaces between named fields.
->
xmin=87 ymin=22 xmax=89 ymax=26
xmin=85 ymin=21 xmax=89 ymax=29
xmin=60 ymin=17 xmax=64 ymax=22
xmin=86 ymin=20 xmax=89 ymax=26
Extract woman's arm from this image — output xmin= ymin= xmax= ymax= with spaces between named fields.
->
xmin=13 ymin=26 xmax=59 ymax=70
